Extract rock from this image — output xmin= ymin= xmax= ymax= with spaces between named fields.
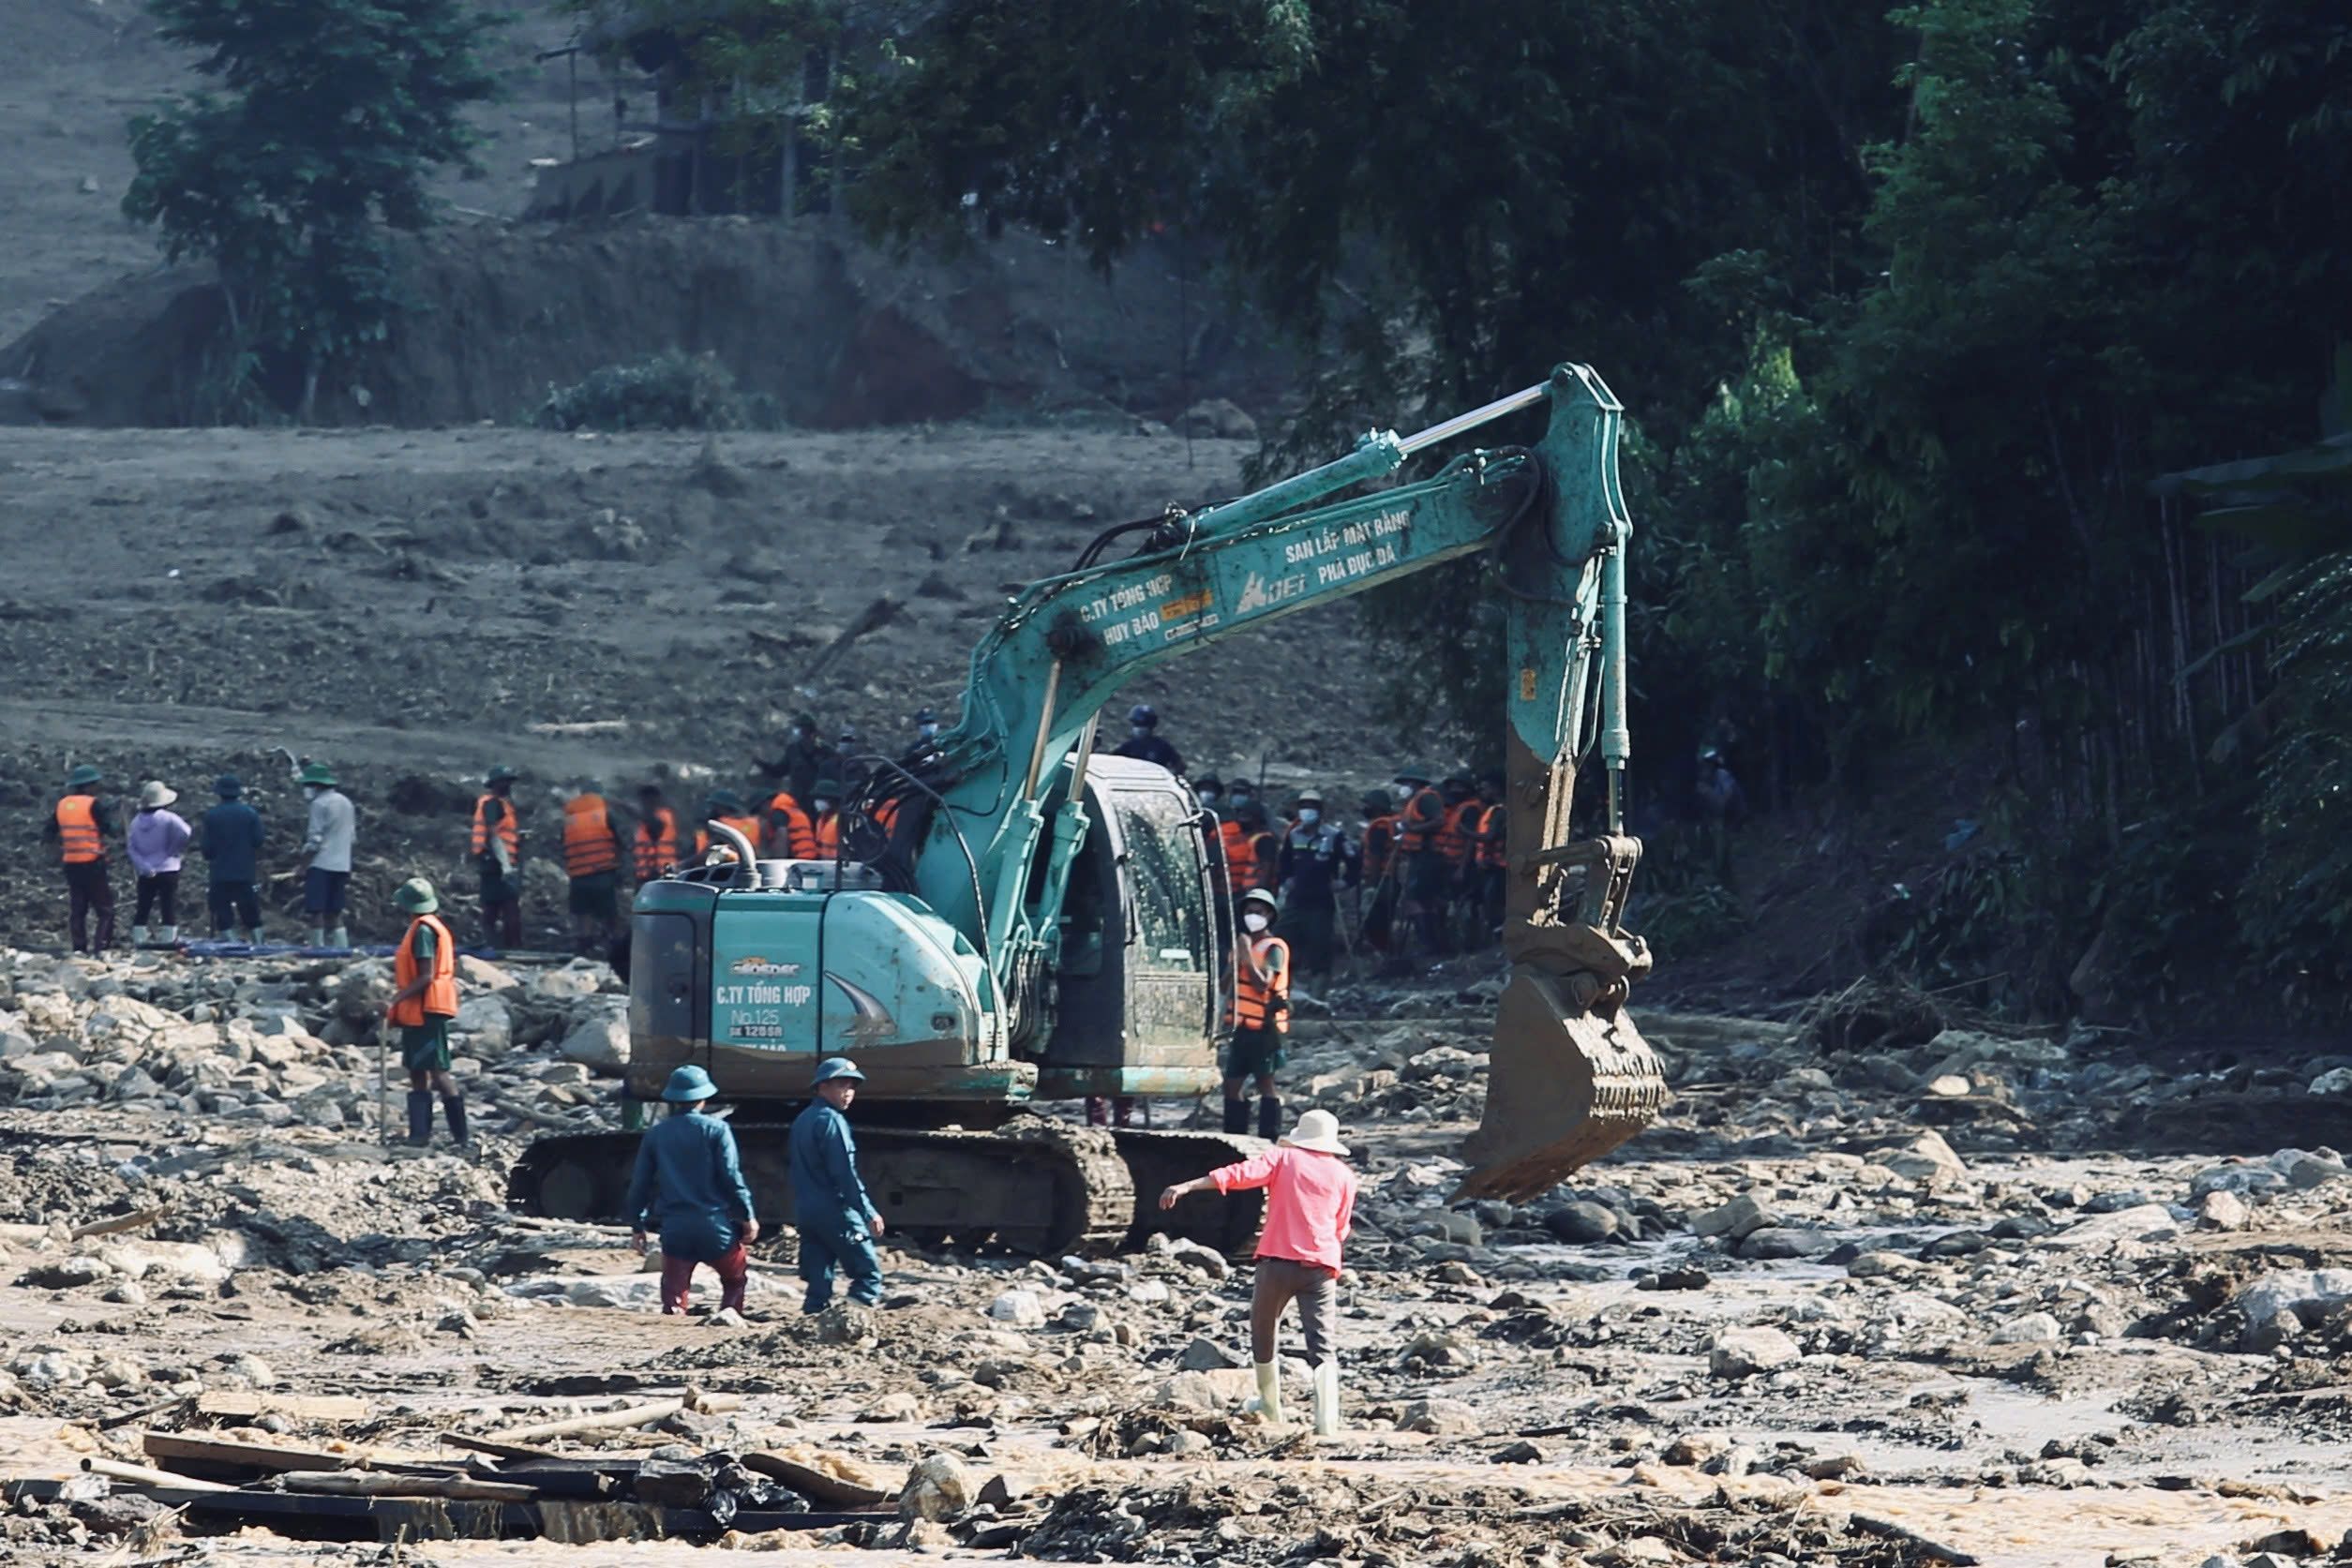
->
xmin=858 ymin=1392 xmax=921 ymax=1423
xmin=1399 ymin=1397 xmax=1482 ymax=1435
xmin=1408 ymin=1208 xmax=1483 ymax=1247
xmin=2245 ymin=1307 xmax=2303 ymax=1354
xmin=1845 ymin=1251 xmax=1916 ymax=1279
xmin=2045 ymin=1204 xmax=2180 ymax=1248
xmin=1691 ymin=1193 xmax=1778 ymax=1242
xmin=2274 ymin=1149 xmax=2350 ymax=1189
xmin=1636 ymin=1266 xmax=1712 ymax=1292
xmin=1180 ymin=398 xmax=1259 ymax=440
xmin=986 ymin=1289 xmax=1045 ymax=1328
xmin=452 ymin=995 xmax=512 ymax=1053
xmin=1708 ymin=1325 xmax=1802 ymax=1380
xmin=1153 ymin=1368 xmax=1256 ymax=1410
xmin=1399 ymin=1330 xmax=1478 ymax=1369
xmin=1879 ymin=1130 xmax=1969 ymax=1187
xmin=899 ymin=1453 xmax=970 ymax=1522
xmin=556 ymin=1001 xmax=630 ymax=1073
xmin=22 ymin=1255 xmax=111 ymax=1289
xmin=2196 ymin=1189 xmax=2251 ymax=1232
xmin=1741 ymin=1228 xmax=1834 ymax=1261
xmin=532 ymin=962 xmax=612 ymax=1002
xmin=1177 ymin=1336 xmax=1244 ymax=1372
xmin=2190 ymin=1161 xmax=2288 ymax=1199
xmin=217 ymin=1352 xmax=276 ymax=1389
xmin=1926 ymin=1074 xmax=1972 ymax=1097
xmin=1146 ymin=1233 xmax=1232 ymax=1279
xmin=976 ymin=1472 xmax=1031 ymax=1508
xmin=2231 ymin=1269 xmax=2352 ymax=1350
xmin=1543 ymin=1202 xmax=1620 ymax=1244
xmin=2019 ymin=1456 xmax=2090 ymax=1487
xmin=1491 ymin=1440 xmax=1547 ymax=1463
xmin=2310 ymin=1068 xmax=2352 ymax=1097
xmin=1991 ymin=1311 xmax=2062 ymax=1345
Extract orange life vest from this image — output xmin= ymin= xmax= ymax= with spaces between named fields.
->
xmin=1476 ymin=802 xmax=1507 ymax=868
xmin=635 ymin=806 xmax=679 ymax=880
xmin=764 ymin=792 xmax=816 ymax=859
xmin=1362 ymin=814 xmax=1398 ymax=881
xmin=696 ymin=815 xmax=767 ymax=859
xmin=1435 ymin=799 xmax=1482 ymax=866
xmin=1229 ymin=933 xmax=1290 ymax=1034
xmin=1246 ymin=830 xmax=1280 ymax=890
xmin=1395 ymin=787 xmax=1446 ymax=853
xmin=472 ymin=793 xmax=519 ymax=862
xmin=809 ymin=811 xmax=842 ymax=859
xmin=1219 ymin=820 xmax=1254 ymax=892
xmin=55 ymin=795 xmax=102 ymax=864
xmin=562 ymin=794 xmax=620 ymax=877
xmin=390 ymin=913 xmax=459 ymax=1025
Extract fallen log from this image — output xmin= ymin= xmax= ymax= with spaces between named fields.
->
xmin=489 ymin=1095 xmax=586 ymax=1132
xmin=801 ymin=595 xmax=901 ymax=683
xmin=82 ymin=1457 xmax=237 ymax=1493
xmin=484 ymin=1391 xmax=741 ymax=1443
xmin=273 ymin=1471 xmax=540 ymax=1502
xmin=742 ymin=1452 xmax=891 ymax=1509
xmin=69 ymin=1206 xmax=172 ymax=1241
xmin=142 ymin=1431 xmax=366 ymax=1478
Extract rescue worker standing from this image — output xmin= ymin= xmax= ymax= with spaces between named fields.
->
xmin=1275 ymin=791 xmax=1358 ymax=990
xmin=200 ymin=775 xmax=266 ymax=946
xmin=47 ymin=765 xmax=117 ymax=953
xmin=787 ymin=1057 xmax=886 ymax=1313
xmin=127 ymin=781 xmax=192 ymax=947
xmin=754 ymin=713 xmax=833 ymax=806
xmin=627 ymin=1064 xmax=758 ymax=1315
xmin=296 ymin=761 xmax=355 ymax=949
xmin=1391 ymin=768 xmax=1450 ymax=958
xmin=805 ymin=778 xmax=846 ymax=860
xmin=762 ymin=783 xmax=816 ymax=859
xmin=1112 ymin=703 xmax=1184 ymax=774
xmin=1225 ymin=887 xmax=1291 ymax=1139
xmin=633 ymin=784 xmax=680 ymax=881
xmin=472 ymin=765 xmax=525 ymax=948
xmin=385 ymin=877 xmax=468 ymax=1146
xmin=562 ymin=785 xmax=624 ymax=954
xmin=1473 ymin=769 xmax=1509 ymax=943
xmin=1160 ymin=1107 xmax=1356 ymax=1436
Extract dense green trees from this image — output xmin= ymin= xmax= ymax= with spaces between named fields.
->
xmin=828 ymin=0 xmax=2352 ymax=1012
xmin=124 ymin=0 xmax=502 ymax=420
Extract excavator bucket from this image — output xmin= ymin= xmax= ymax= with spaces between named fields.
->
xmin=1457 ymin=969 xmax=1667 ymax=1202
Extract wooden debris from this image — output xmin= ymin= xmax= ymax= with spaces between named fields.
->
xmin=801 ymin=595 xmax=901 ymax=682
xmin=142 ymin=1431 xmax=367 ymax=1478
xmin=1846 ymin=1512 xmax=1980 ymax=1565
xmin=68 ymin=1205 xmax=172 ymax=1241
xmin=484 ymin=1390 xmax=742 ymax=1443
xmin=743 ymin=1451 xmax=892 ymax=1509
xmin=525 ymin=719 xmax=630 ymax=737
xmin=195 ymin=1391 xmax=368 ymax=1425
xmin=82 ymin=1457 xmax=236 ymax=1494
xmin=273 ymin=1470 xmax=539 ymax=1502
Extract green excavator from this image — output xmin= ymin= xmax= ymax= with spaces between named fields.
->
xmin=509 ymin=363 xmax=1668 ymax=1253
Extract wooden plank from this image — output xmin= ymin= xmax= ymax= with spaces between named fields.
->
xmin=484 ymin=1392 xmax=740 ymax=1443
xmin=142 ymin=1431 xmax=366 ymax=1477
xmin=275 ymin=1470 xmax=541 ymax=1502
xmin=82 ymin=1457 xmax=237 ymax=1493
xmin=196 ymin=1391 xmax=369 ymax=1425
xmin=742 ymin=1451 xmax=892 ymax=1509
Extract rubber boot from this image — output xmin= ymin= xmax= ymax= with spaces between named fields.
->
xmin=1257 ymin=1095 xmax=1282 ymax=1141
xmin=441 ymin=1093 xmax=470 ymax=1146
xmin=1311 ymin=1360 xmax=1341 ymax=1437
xmin=405 ymin=1090 xmax=433 ymax=1146
xmin=131 ymin=925 xmax=150 ymax=947
xmin=327 ymin=926 xmax=349 ymax=949
xmin=1222 ymin=1098 xmax=1250 ymax=1135
xmin=309 ymin=926 xmax=329 ymax=948
xmin=158 ymin=925 xmax=177 ymax=945
xmin=1246 ymin=1360 xmax=1285 ymax=1426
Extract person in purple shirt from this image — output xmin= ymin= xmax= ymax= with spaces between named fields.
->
xmin=127 ymin=781 xmax=193 ymax=947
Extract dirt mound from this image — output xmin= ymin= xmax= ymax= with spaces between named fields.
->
xmin=2 ymin=217 xmax=1296 ymax=430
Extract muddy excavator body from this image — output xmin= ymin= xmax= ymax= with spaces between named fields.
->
xmin=510 ymin=364 xmax=1666 ymax=1249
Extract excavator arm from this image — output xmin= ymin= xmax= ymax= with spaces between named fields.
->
xmin=892 ymin=364 xmax=1664 ymax=1199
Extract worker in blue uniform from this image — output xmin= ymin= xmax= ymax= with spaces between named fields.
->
xmin=626 ymin=1064 xmax=758 ymax=1314
xmin=787 ymin=1056 xmax=887 ymax=1312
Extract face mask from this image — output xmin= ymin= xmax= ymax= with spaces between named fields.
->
xmin=1231 ymin=791 xmax=1253 ymax=809
xmin=814 ymin=799 xmax=833 ymax=814
xmin=305 ymin=785 xmax=322 ymax=799
xmin=1130 ymin=725 xmax=1149 ymax=741
xmin=1198 ymin=791 xmax=1220 ymax=808
xmin=1391 ymin=783 xmax=1413 ymax=802
xmin=1297 ymin=809 xmax=1320 ymax=827
xmin=918 ymin=724 xmax=938 ymax=740
xmin=1243 ymin=912 xmax=1269 ymax=933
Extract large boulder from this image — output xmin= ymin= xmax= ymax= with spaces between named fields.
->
xmin=557 ymin=999 xmax=630 ymax=1074
xmin=2231 ymin=1270 xmax=2352 ymax=1351
xmin=1708 ymin=1325 xmax=1802 ymax=1380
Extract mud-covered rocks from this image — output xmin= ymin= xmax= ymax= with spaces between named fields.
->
xmin=900 ymin=1452 xmax=971 ymax=1522
xmin=1707 ymin=1325 xmax=1801 ymax=1379
xmin=2230 ymin=1269 xmax=2352 ymax=1351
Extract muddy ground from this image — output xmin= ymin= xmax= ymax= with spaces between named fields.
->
xmin=4 ymin=950 xmax=2352 ymax=1568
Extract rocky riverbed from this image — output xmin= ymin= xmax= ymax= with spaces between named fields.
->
xmin=3 ymin=949 xmax=2352 ymax=1567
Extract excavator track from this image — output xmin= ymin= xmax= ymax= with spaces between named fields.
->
xmin=509 ymin=1117 xmax=1145 ymax=1258
xmin=1112 ymin=1130 xmax=1268 ymax=1257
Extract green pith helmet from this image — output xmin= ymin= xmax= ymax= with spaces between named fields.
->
xmin=812 ymin=777 xmax=843 ymax=800
xmin=65 ymin=764 xmax=102 ymax=789
xmin=395 ymin=877 xmax=439 ymax=914
xmin=298 ymin=761 xmax=337 ymax=787
xmin=1393 ymin=767 xmax=1433 ymax=787
xmin=486 ymin=764 xmax=519 ymax=785
xmin=708 ymin=788 xmax=746 ymax=814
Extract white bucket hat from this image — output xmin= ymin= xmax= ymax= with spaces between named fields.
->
xmin=139 ymin=781 xmax=177 ymax=809
xmin=1281 ymin=1108 xmax=1349 ymax=1157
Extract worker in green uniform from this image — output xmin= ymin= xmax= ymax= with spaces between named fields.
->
xmin=787 ymin=1056 xmax=886 ymax=1312
xmin=384 ymin=877 xmax=469 ymax=1147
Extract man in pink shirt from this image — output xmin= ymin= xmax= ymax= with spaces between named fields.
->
xmin=1160 ymin=1108 xmax=1357 ymax=1435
